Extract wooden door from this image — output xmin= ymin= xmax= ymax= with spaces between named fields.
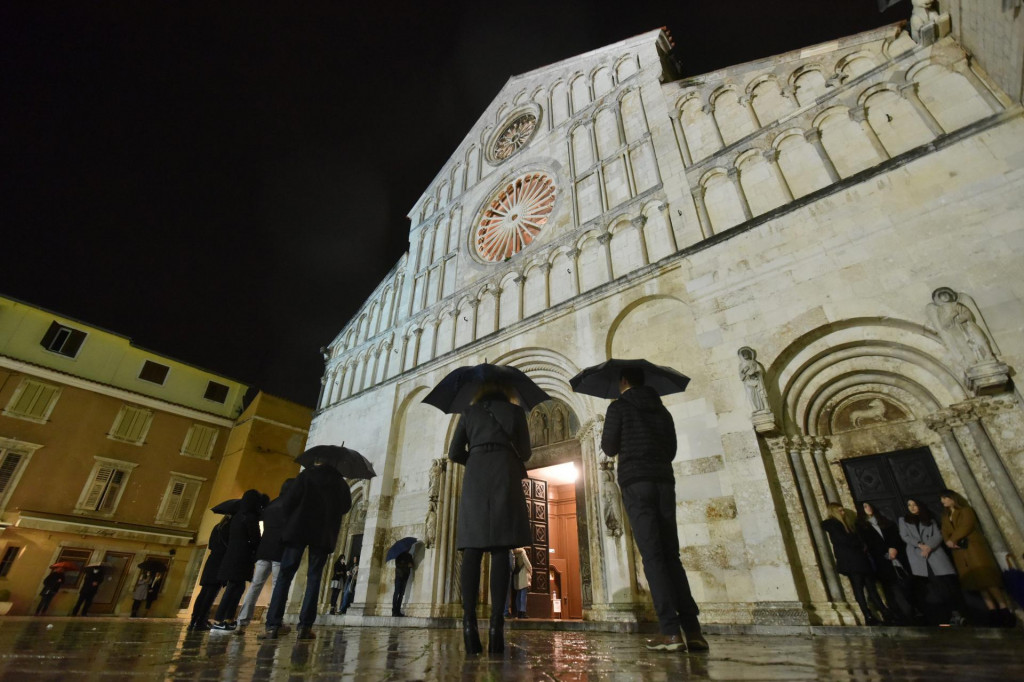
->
xmin=842 ymin=446 xmax=946 ymax=521
xmin=522 ymin=476 xmax=549 ymax=617
xmin=90 ymin=551 xmax=133 ymax=614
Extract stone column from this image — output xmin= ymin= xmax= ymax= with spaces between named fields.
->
xmin=740 ymin=93 xmax=762 ymax=129
xmin=924 ymin=410 xmax=1010 ymax=555
xmin=898 ymin=82 xmax=945 ymax=136
xmin=492 ymin=287 xmax=503 ymax=330
xmin=514 ymin=275 xmax=526 ymax=320
xmin=597 ymin=232 xmax=614 ymax=280
xmin=952 ymin=58 xmax=1003 ymax=113
xmin=806 ymin=436 xmax=839 ymax=504
xmin=391 ymin=275 xmax=404 ymax=328
xmin=469 ymin=299 xmax=480 ymax=342
xmin=669 ymin=112 xmax=694 ymax=167
xmin=370 ymin=349 xmax=381 ymax=386
xmin=849 ymin=106 xmax=890 ymax=161
xmin=804 ymin=128 xmax=841 ymax=183
xmin=728 ymin=167 xmax=754 ymax=221
xmin=773 ymin=436 xmax=844 ymax=601
xmin=449 ymin=309 xmax=458 ymax=350
xmin=691 ymin=186 xmax=714 ymax=238
xmin=763 ymin=148 xmax=795 ymax=202
xmin=381 ymin=341 xmax=393 ymax=380
xmin=957 ymin=401 xmax=1024 ymax=539
xmin=317 ymin=375 xmax=328 ymax=410
xmin=629 ymin=216 xmax=650 ymax=265
xmin=538 ymin=263 xmax=553 ymax=309
xmin=704 ymin=102 xmax=727 ymax=149
xmin=567 ymin=249 xmax=582 ymax=295
xmin=658 ymin=202 xmax=678 ymax=253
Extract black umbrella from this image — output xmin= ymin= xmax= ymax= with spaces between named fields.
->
xmin=137 ymin=559 xmax=167 ymax=572
xmin=569 ymin=358 xmax=691 ymax=399
xmin=422 ymin=363 xmax=550 ymax=414
xmin=211 ymin=498 xmax=241 ymax=515
xmin=385 ymin=537 xmax=418 ymax=562
xmin=295 ymin=444 xmax=377 ymax=480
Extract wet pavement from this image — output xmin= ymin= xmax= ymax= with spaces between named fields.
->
xmin=0 ymin=618 xmax=1021 ymax=680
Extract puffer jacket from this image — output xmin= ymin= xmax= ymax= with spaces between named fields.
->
xmin=600 ymin=385 xmax=676 ymax=487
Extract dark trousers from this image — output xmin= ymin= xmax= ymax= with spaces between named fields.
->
xmin=461 ymin=548 xmax=512 ymax=621
xmin=214 ymin=580 xmax=246 ymax=622
xmin=35 ymin=592 xmax=56 ymax=615
xmin=329 ymin=587 xmax=342 ymax=610
xmin=621 ymin=480 xmax=700 ymax=636
xmin=130 ymin=599 xmax=144 ymax=617
xmin=266 ymin=544 xmax=328 ymax=628
xmin=71 ymin=591 xmax=96 ymax=616
xmin=847 ymin=572 xmax=888 ymax=619
xmin=190 ymin=584 xmax=222 ymax=626
xmin=392 ymin=574 xmax=409 ymax=615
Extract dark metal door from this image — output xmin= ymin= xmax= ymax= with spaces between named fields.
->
xmin=842 ymin=446 xmax=946 ymax=521
xmin=523 ymin=477 xmax=548 ymax=595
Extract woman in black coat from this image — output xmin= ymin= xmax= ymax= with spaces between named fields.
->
xmin=210 ymin=489 xmax=264 ymax=630
xmin=448 ymin=383 xmax=532 ymax=655
xmin=856 ymin=502 xmax=913 ymax=623
xmin=188 ymin=514 xmax=231 ymax=631
xmin=821 ymin=502 xmax=892 ymax=625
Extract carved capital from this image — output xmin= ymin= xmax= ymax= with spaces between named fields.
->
xmin=848 ymin=106 xmax=869 ymax=123
xmin=726 ymin=166 xmax=740 ymax=179
xmin=491 ymin=286 xmax=503 ymax=296
xmin=762 ymin=148 xmax=781 ymax=163
xmin=630 ymin=215 xmax=648 ymax=229
xmin=765 ymin=436 xmax=793 ymax=457
xmin=412 ymin=327 xmax=424 ymax=337
xmin=898 ymin=81 xmax=920 ymax=98
xmin=468 ymin=298 xmax=481 ymax=309
xmin=538 ymin=263 xmax=553 ymax=274
xmin=597 ymin=232 xmax=612 ymax=245
xmin=567 ymin=248 xmax=580 ymax=259
xmin=804 ymin=128 xmax=823 ymax=144
xmin=513 ymin=274 xmax=526 ymax=285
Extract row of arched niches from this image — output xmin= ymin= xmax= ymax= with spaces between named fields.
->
xmin=319 ymin=30 xmax=1006 ymax=410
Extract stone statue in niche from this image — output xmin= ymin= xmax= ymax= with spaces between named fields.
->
xmin=738 ymin=347 xmax=769 ymax=411
xmin=599 ymin=462 xmax=623 ymax=538
xmin=926 ymin=287 xmax=1009 ymax=394
xmin=424 ymin=505 xmax=437 ymax=548
xmin=529 ymin=410 xmax=547 ymax=447
xmin=428 ymin=459 xmax=443 ymax=502
xmin=909 ymin=0 xmax=950 ymax=45
xmin=552 ymin=408 xmax=566 ymax=443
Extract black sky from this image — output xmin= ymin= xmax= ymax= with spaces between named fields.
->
xmin=1 ymin=1 xmax=908 ymax=407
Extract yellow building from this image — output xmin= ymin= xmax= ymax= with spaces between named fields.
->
xmin=0 ymin=294 xmax=306 ymax=617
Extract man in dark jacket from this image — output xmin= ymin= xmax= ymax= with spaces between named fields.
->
xmin=71 ymin=566 xmax=104 ymax=616
xmin=260 ymin=459 xmax=352 ymax=641
xmin=392 ymin=551 xmax=414 ymax=617
xmin=601 ymin=368 xmax=708 ymax=653
xmin=237 ymin=479 xmax=294 ymax=628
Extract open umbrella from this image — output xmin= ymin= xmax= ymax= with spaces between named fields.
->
xmin=386 ymin=537 xmax=418 ymax=562
xmin=569 ymin=358 xmax=691 ymax=399
xmin=211 ymin=498 xmax=241 ymax=515
xmin=1004 ymin=554 xmax=1024 ymax=608
xmin=422 ymin=363 xmax=550 ymax=414
xmin=296 ymin=444 xmax=377 ymax=480
xmin=137 ymin=559 xmax=167 ymax=573
xmin=49 ymin=561 xmax=79 ymax=572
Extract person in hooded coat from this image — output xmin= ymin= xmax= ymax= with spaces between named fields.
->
xmin=236 ymin=481 xmax=293 ymax=628
xmin=601 ymin=368 xmax=707 ymax=653
xmin=210 ymin=490 xmax=264 ymax=630
xmin=188 ymin=514 xmax=231 ymax=631
xmin=259 ymin=458 xmax=351 ymax=641
xmin=448 ymin=383 xmax=532 ymax=655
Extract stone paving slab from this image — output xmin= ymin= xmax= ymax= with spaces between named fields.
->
xmin=0 ymin=618 xmax=1021 ymax=680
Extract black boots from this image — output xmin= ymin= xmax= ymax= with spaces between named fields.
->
xmin=488 ymin=615 xmax=504 ymax=654
xmin=463 ymin=618 xmax=483 ymax=655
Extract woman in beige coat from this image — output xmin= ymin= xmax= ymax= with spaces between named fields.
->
xmin=512 ymin=547 xmax=533 ymax=619
xmin=939 ymin=489 xmax=1015 ymax=627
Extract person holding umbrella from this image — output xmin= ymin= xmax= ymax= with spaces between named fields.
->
xmin=437 ymin=370 xmax=539 ymax=656
xmin=188 ymin=513 xmax=231 ymax=631
xmin=210 ymin=489 xmax=265 ymax=631
xmin=237 ymin=480 xmax=294 ymax=628
xmin=573 ymin=359 xmax=708 ymax=652
xmin=386 ymin=538 xmax=417 ymax=617
xmin=259 ymin=445 xmax=361 ymax=641
xmin=35 ymin=566 xmax=67 ymax=615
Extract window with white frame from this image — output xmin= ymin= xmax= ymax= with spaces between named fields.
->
xmin=2 ymin=378 xmax=62 ymax=423
xmin=75 ymin=458 xmax=137 ymax=515
xmin=40 ymin=321 xmax=87 ymax=358
xmin=155 ymin=473 xmax=204 ymax=526
xmin=0 ymin=441 xmax=36 ymax=510
xmin=180 ymin=424 xmax=218 ymax=459
xmin=108 ymin=404 xmax=153 ymax=444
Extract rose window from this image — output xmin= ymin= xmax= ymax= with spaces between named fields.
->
xmin=475 ymin=172 xmax=556 ymax=262
xmin=492 ymin=113 xmax=538 ymax=161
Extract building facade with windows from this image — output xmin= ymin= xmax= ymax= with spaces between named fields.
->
xmin=0 ymin=294 xmax=248 ymax=616
xmin=309 ymin=13 xmax=1024 ymax=627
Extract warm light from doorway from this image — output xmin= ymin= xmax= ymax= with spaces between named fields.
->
xmin=541 ymin=462 xmax=577 ymax=485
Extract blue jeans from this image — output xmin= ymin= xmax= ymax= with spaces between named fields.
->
xmin=237 ymin=559 xmax=280 ymax=624
xmin=515 ymin=587 xmax=528 ymax=613
xmin=266 ymin=544 xmax=328 ymax=628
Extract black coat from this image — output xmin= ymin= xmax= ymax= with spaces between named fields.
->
xmin=448 ymin=396 xmax=532 ymax=550
xmin=255 ymin=495 xmax=288 ymax=562
xmin=601 ymin=386 xmax=676 ymax=488
xmin=200 ymin=519 xmax=230 ymax=586
xmin=857 ymin=516 xmax=907 ymax=584
xmin=40 ymin=571 xmax=64 ymax=596
xmin=217 ymin=490 xmax=263 ymax=582
xmin=395 ymin=552 xmax=414 ymax=579
xmin=822 ymin=518 xmax=874 ymax=576
xmin=281 ymin=464 xmax=352 ymax=552
xmin=79 ymin=568 xmax=104 ymax=596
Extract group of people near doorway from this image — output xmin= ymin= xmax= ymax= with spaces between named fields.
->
xmin=34 ymin=564 xmax=158 ymax=618
xmin=822 ymin=492 xmax=1017 ymax=627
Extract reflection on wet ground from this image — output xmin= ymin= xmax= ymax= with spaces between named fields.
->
xmin=0 ymin=618 xmax=1021 ymax=680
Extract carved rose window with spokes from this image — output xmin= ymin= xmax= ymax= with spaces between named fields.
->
xmin=475 ymin=172 xmax=556 ymax=262
xmin=493 ymin=113 xmax=538 ymax=161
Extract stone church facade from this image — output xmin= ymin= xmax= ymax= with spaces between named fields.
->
xmin=310 ymin=19 xmax=1024 ymax=626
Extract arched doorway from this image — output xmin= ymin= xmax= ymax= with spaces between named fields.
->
xmin=522 ymin=399 xmax=586 ymax=620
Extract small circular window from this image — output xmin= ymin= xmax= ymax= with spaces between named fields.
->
xmin=475 ymin=172 xmax=556 ymax=262
xmin=492 ymin=113 xmax=538 ymax=161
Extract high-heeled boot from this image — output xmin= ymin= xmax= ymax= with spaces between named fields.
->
xmin=463 ymin=617 xmax=483 ymax=655
xmin=488 ymin=615 xmax=504 ymax=654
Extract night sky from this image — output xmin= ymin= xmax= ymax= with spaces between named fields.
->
xmin=1 ymin=1 xmax=908 ymax=408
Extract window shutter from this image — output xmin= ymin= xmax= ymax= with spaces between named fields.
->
xmin=0 ymin=452 xmax=24 ymax=496
xmin=63 ymin=329 xmax=86 ymax=357
xmin=83 ymin=466 xmax=114 ymax=510
xmin=97 ymin=469 xmax=125 ymax=512
xmin=182 ymin=425 xmax=217 ymax=458
xmin=175 ymin=481 xmax=199 ymax=523
xmin=111 ymin=406 xmax=151 ymax=443
xmin=7 ymin=381 xmax=59 ymax=420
